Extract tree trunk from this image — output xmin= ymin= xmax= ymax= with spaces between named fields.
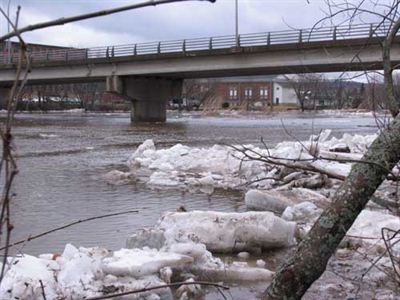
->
xmin=263 ymin=113 xmax=400 ymax=299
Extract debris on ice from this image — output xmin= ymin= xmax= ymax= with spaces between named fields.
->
xmin=124 ymin=130 xmax=378 ymax=191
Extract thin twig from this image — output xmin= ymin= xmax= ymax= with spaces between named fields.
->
xmin=0 ymin=210 xmax=139 ymax=251
xmin=39 ymin=279 xmax=47 ymax=300
xmin=382 ymin=227 xmax=400 ymax=282
xmin=85 ymin=281 xmax=229 ymax=300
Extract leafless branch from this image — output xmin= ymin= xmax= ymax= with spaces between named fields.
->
xmin=0 ymin=0 xmax=216 ymax=43
xmin=85 ymin=281 xmax=229 ymax=300
xmin=0 ymin=210 xmax=139 ymax=251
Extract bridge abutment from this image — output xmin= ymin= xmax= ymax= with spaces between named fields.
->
xmin=107 ymin=76 xmax=182 ymax=123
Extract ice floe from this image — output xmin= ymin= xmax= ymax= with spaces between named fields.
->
xmin=118 ymin=129 xmax=377 ymax=191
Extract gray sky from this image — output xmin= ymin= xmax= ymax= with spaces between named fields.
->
xmin=3 ymin=0 xmax=332 ymax=47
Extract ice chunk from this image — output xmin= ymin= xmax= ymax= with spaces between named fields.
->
xmin=57 ymin=249 xmax=102 ymax=298
xmin=128 ymin=139 xmax=156 ymax=167
xmin=126 ymin=228 xmax=166 ymax=250
xmin=245 ymin=189 xmax=291 ymax=214
xmin=237 ymin=252 xmax=250 ymax=259
xmin=39 ymin=133 xmax=58 ymax=138
xmin=62 ymin=243 xmax=79 ymax=260
xmin=192 ymin=264 xmax=274 ymax=282
xmin=277 ymin=188 xmax=330 ymax=208
xmin=0 ymin=255 xmax=58 ymax=299
xmin=198 ymin=174 xmax=215 ymax=186
xmin=282 ymin=201 xmax=322 ymax=222
xmin=158 ymin=211 xmax=297 ymax=252
xmin=168 ymin=242 xmax=208 ymax=260
xmin=348 ymin=210 xmax=400 ymax=244
xmin=149 ymin=171 xmax=180 ymax=186
xmin=256 ymin=259 xmax=266 ymax=268
xmin=101 ymin=248 xmax=193 ymax=277
xmin=103 ymin=170 xmax=133 ymax=184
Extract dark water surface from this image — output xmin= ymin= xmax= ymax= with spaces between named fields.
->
xmin=4 ymin=111 xmax=379 ymax=256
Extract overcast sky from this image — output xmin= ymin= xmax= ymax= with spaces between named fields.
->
xmin=2 ymin=0 xmax=334 ymax=48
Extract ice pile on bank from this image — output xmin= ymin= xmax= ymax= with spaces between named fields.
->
xmin=121 ymin=129 xmax=376 ymax=190
xmin=1 ymin=211 xmax=296 ymax=299
xmin=0 ymin=244 xmax=175 ymax=299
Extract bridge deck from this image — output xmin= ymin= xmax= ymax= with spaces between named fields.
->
xmin=0 ymin=22 xmax=390 ymax=67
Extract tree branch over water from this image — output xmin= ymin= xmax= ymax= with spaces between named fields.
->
xmin=0 ymin=0 xmax=216 ymax=43
xmin=0 ymin=210 xmax=139 ymax=251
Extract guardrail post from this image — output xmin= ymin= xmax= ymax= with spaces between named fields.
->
xmin=46 ymin=50 xmax=49 ymax=61
xmin=267 ymin=32 xmax=271 ymax=45
xmin=298 ymin=29 xmax=303 ymax=43
xmin=369 ymin=23 xmax=374 ymax=38
xmin=111 ymin=46 xmax=115 ymax=57
xmin=85 ymin=49 xmax=89 ymax=60
xmin=237 ymin=34 xmax=241 ymax=47
xmin=209 ymin=37 xmax=213 ymax=50
xmin=333 ymin=26 xmax=337 ymax=41
xmin=106 ymin=47 xmax=110 ymax=58
xmin=65 ymin=50 xmax=69 ymax=62
xmin=157 ymin=42 xmax=161 ymax=54
xmin=133 ymin=44 xmax=137 ymax=56
xmin=183 ymin=39 xmax=186 ymax=54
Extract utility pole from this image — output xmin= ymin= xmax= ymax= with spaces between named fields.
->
xmin=235 ymin=0 xmax=239 ymax=48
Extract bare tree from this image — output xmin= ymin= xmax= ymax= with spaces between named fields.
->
xmin=284 ymin=73 xmax=326 ymax=111
xmin=183 ymin=78 xmax=219 ymax=110
xmin=264 ymin=1 xmax=400 ymax=298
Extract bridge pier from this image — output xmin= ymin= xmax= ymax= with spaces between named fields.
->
xmin=107 ymin=76 xmax=182 ymax=123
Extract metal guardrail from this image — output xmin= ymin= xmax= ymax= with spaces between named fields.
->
xmin=0 ymin=22 xmax=391 ymax=65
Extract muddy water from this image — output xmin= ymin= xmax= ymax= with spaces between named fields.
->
xmin=6 ymin=111 xmax=378 ymax=256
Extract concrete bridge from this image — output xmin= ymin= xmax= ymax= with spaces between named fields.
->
xmin=0 ymin=22 xmax=398 ymax=122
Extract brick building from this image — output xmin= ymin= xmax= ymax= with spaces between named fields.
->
xmin=218 ymin=78 xmax=273 ymax=108
xmin=186 ymin=76 xmax=298 ymax=110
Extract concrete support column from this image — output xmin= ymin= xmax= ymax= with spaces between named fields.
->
xmin=0 ymin=87 xmax=10 ymax=110
xmin=120 ymin=77 xmax=182 ymax=123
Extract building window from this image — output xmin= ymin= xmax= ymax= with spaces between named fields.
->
xmin=260 ymin=87 xmax=269 ymax=99
xmin=229 ymin=87 xmax=238 ymax=99
xmin=244 ymin=88 xmax=253 ymax=99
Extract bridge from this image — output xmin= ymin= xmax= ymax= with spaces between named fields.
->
xmin=0 ymin=22 xmax=398 ymax=122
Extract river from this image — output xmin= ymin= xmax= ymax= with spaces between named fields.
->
xmin=6 ymin=110 xmax=379 ymax=257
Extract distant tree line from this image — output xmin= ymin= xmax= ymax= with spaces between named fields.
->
xmin=16 ymin=82 xmax=129 ymax=111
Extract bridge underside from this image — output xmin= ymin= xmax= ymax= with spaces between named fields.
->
xmin=0 ymin=39 xmax=397 ymax=122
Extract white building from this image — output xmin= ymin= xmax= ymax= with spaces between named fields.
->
xmin=273 ymin=81 xmax=298 ymax=106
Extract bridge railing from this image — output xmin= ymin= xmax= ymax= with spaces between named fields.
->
xmin=0 ymin=22 xmax=391 ymax=65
